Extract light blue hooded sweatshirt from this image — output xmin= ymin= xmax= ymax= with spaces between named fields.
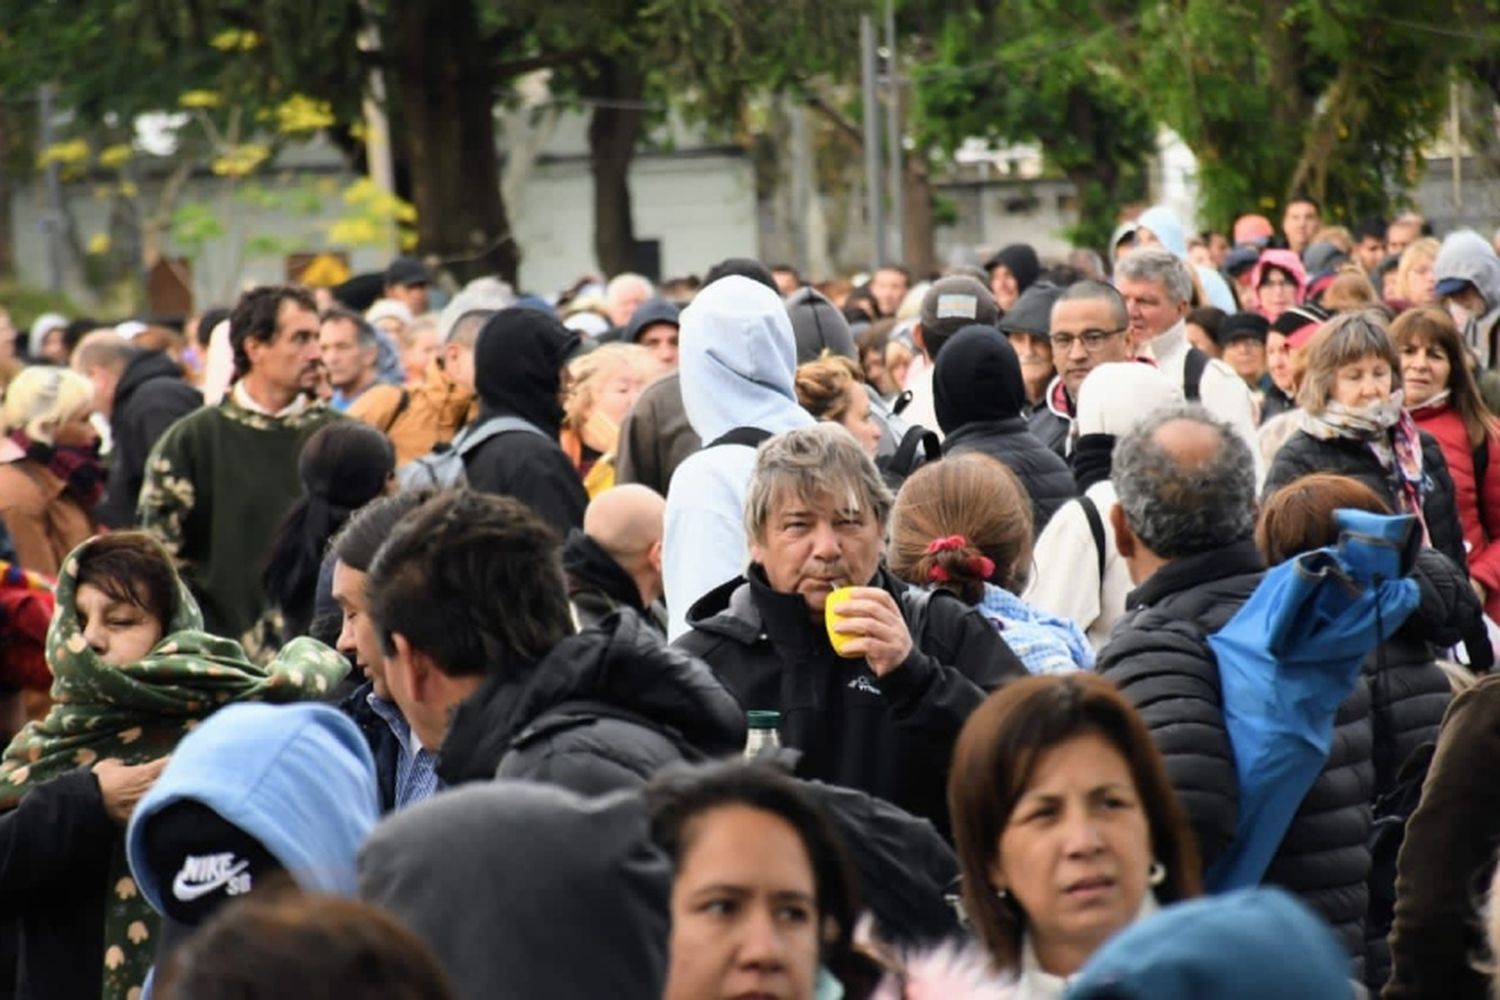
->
xmin=1137 ymin=204 xmax=1238 ymax=312
xmin=664 ymin=275 xmax=814 ymax=640
xmin=126 ymin=702 xmax=380 ymax=907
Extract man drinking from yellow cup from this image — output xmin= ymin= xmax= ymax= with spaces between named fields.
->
xmin=673 ymin=425 xmax=1024 ymax=837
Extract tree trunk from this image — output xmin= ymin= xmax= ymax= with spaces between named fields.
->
xmin=586 ymin=57 xmax=646 ymax=278
xmin=0 ymin=108 xmax=15 ymax=280
xmin=901 ymin=156 xmax=936 ymax=277
xmin=387 ymin=0 xmax=518 ymax=284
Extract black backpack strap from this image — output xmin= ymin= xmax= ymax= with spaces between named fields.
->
xmin=708 ymin=426 xmax=775 ymax=449
xmin=888 ymin=426 xmax=941 ymax=477
xmin=1183 ymin=347 xmax=1209 ymax=402
xmin=1078 ymin=494 xmax=1106 ymax=580
xmin=382 ymin=389 xmax=411 ymax=433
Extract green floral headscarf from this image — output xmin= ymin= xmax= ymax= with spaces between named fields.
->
xmin=0 ymin=536 xmax=350 ymax=999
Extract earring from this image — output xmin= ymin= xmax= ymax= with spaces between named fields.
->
xmin=994 ymin=888 xmax=1009 ymax=900
xmin=1148 ymin=861 xmax=1167 ymax=887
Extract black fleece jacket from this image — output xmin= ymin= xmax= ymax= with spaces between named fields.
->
xmin=675 ymin=566 xmax=1026 ymax=838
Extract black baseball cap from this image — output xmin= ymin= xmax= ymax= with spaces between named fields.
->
xmin=385 ymin=255 xmax=430 ymax=288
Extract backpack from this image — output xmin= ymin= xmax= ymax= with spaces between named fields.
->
xmin=877 ymin=426 xmax=942 ymax=490
xmin=398 ymin=414 xmax=549 ymax=490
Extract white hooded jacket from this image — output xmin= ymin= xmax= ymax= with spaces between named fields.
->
xmin=663 ymin=276 xmax=814 ymax=639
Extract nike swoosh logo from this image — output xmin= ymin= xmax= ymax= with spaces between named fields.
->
xmin=172 ymin=859 xmax=250 ymax=902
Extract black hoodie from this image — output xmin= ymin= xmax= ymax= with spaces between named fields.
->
xmin=934 ymin=327 xmax=1077 ymax=532
xmin=97 ymin=350 xmax=202 ymax=528
xmin=563 ymin=530 xmax=665 ymax=634
xmin=463 ymin=307 xmax=587 ymax=533
xmin=360 ymin=781 xmax=670 ymax=1000
xmin=436 ymin=609 xmax=746 ymax=793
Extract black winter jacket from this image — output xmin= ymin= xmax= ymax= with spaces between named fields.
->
xmin=465 ymin=308 xmax=588 ymax=535
xmin=675 ymin=566 xmax=1026 ymax=837
xmin=943 ymin=417 xmax=1077 ymax=533
xmin=336 ymin=679 xmax=402 ymax=814
xmin=463 ymin=422 xmax=587 ymax=536
xmin=1097 ymin=542 xmax=1264 ymax=870
xmin=1264 ymin=428 xmax=1468 ymax=573
xmin=1360 ymin=547 xmax=1462 ymax=989
xmin=436 ymin=609 xmax=745 ymax=794
xmin=563 ymin=530 xmax=665 ymax=635
xmin=97 ymin=351 xmax=202 ymax=529
xmin=1102 ymin=540 xmax=1459 ymax=983
xmin=0 ymin=769 xmax=116 ymax=999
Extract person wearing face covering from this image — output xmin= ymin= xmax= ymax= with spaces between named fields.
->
xmin=935 ymin=326 xmax=1077 ymax=534
xmin=462 ymin=307 xmax=588 ymax=535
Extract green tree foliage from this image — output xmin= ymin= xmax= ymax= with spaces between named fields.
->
xmin=912 ymin=0 xmax=1494 ymax=242
xmin=1135 ymin=0 xmax=1464 ymax=228
xmin=911 ymin=1 xmax=1156 ymax=251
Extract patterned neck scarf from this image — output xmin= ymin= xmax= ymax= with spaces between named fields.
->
xmin=1299 ymin=392 xmax=1429 ymax=538
xmin=9 ymin=429 xmax=106 ymax=508
xmin=0 ymin=538 xmax=350 ymax=999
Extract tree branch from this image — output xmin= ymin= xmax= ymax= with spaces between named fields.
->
xmin=492 ymin=47 xmax=593 ymax=80
xmin=800 ymin=87 xmax=863 ymax=148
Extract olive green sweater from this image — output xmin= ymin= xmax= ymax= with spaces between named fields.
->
xmin=138 ymin=395 xmax=339 ymax=652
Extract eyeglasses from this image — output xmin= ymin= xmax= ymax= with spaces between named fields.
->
xmin=1049 ymin=328 xmax=1127 ymax=352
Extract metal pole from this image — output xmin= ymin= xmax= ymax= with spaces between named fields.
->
xmin=1450 ymin=78 xmax=1462 ymax=211
xmin=38 ymin=84 xmax=64 ymax=293
xmin=357 ymin=5 xmax=397 ymax=252
xmin=860 ymin=15 xmax=885 ymax=269
xmin=789 ymin=99 xmax=812 ymax=276
xmin=884 ymin=0 xmax=905 ymax=264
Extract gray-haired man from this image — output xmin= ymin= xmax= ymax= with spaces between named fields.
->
xmin=1114 ymin=248 xmax=1263 ymax=484
xmin=673 ymin=424 xmax=1023 ymax=836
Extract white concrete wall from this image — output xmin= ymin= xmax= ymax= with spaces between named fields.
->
xmin=511 ymin=149 xmax=757 ymax=296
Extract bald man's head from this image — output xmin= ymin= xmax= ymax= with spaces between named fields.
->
xmin=1113 ymin=406 xmax=1256 ymax=559
xmin=583 ymin=484 xmax=667 ymax=606
xmin=585 ymin=484 xmax=665 ymax=551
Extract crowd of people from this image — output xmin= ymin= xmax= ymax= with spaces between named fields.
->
xmin=0 ymin=203 xmax=1499 ymax=999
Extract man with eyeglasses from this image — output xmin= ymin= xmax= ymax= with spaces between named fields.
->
xmin=1028 ymin=280 xmax=1133 ymax=456
xmin=1115 ymin=248 xmax=1264 ymax=486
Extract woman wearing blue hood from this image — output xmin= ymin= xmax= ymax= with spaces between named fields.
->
xmin=0 ymin=533 xmax=349 ymax=1000
xmin=934 ymin=326 xmax=1077 ymax=533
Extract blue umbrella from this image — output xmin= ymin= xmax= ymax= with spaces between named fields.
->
xmin=1204 ymin=509 xmax=1421 ymax=892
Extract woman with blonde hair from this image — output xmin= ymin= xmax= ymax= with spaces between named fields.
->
xmin=561 ymin=343 xmax=662 ymax=497
xmin=1263 ymin=309 xmax=1467 ymax=570
xmin=794 ymin=353 xmax=883 ymax=457
xmin=0 ymin=366 xmax=100 ymax=575
xmin=1397 ymin=237 xmax=1441 ymax=306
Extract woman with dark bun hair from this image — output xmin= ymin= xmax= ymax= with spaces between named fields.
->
xmin=261 ymin=421 xmax=395 ymax=642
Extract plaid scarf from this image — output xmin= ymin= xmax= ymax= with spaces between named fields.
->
xmin=9 ymin=429 xmax=106 ymax=508
xmin=0 ymin=538 xmax=349 ymax=999
xmin=1299 ymin=392 xmax=1430 ymax=542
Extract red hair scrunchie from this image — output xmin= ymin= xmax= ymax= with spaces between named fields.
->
xmin=925 ymin=535 xmax=969 ymax=555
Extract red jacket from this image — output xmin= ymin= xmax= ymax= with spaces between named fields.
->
xmin=1411 ymin=401 xmax=1500 ymax=621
